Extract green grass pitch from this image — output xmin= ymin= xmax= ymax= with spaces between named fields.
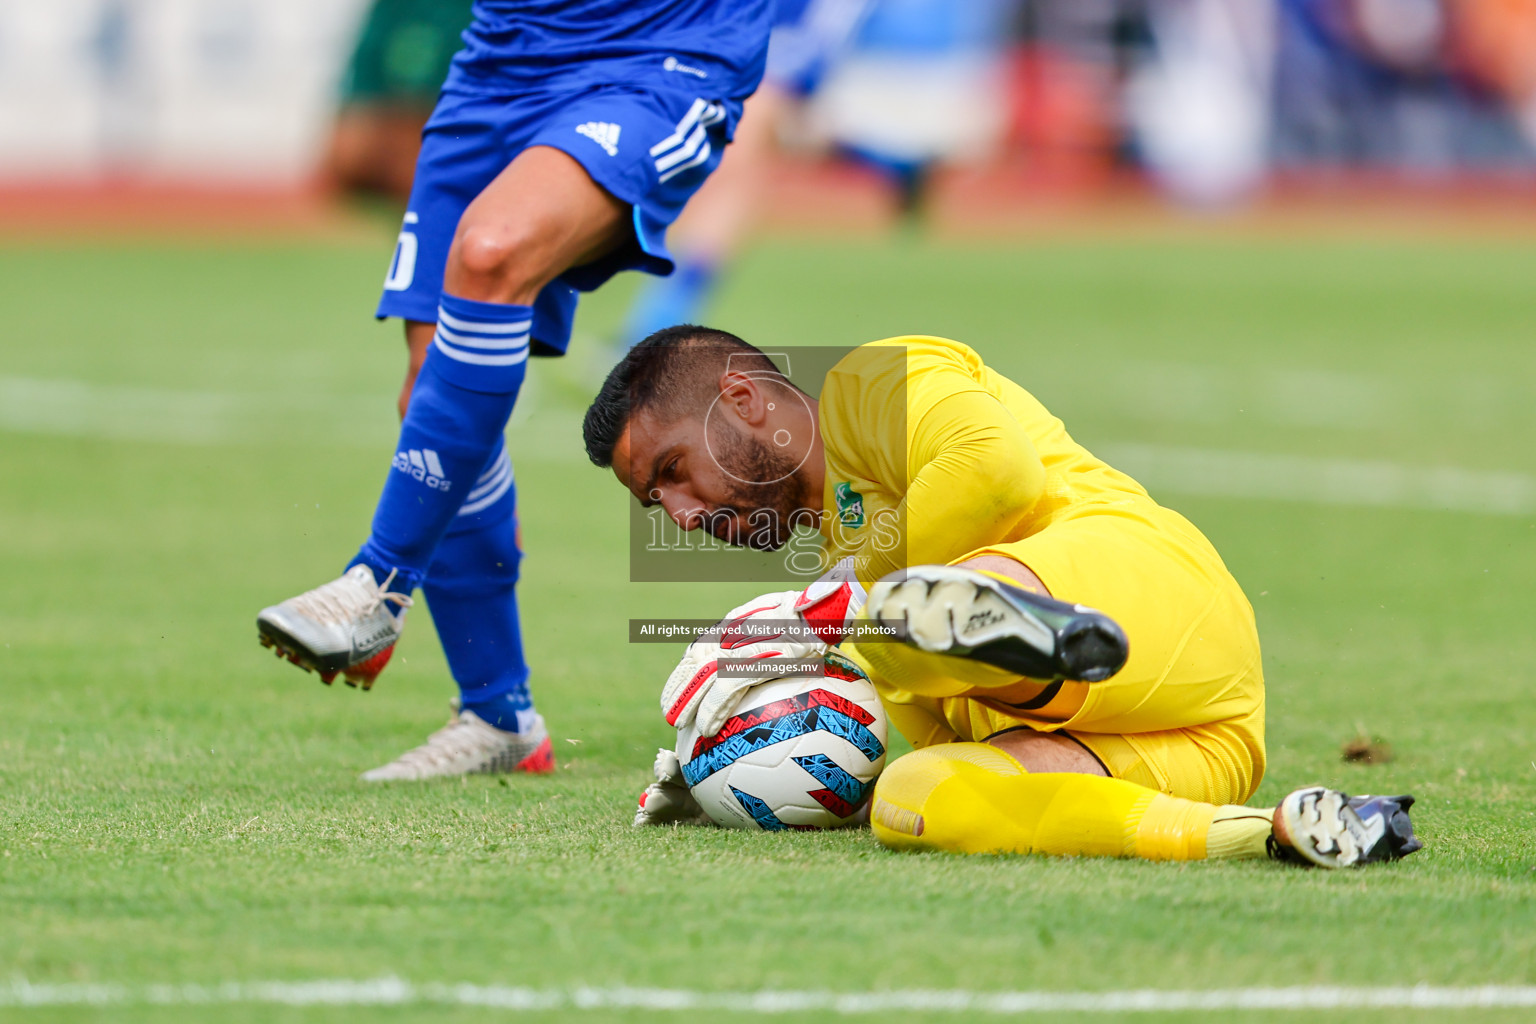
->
xmin=1 ymin=231 xmax=1534 ymax=1023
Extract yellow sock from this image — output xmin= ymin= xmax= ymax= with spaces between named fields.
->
xmin=1204 ymin=805 xmax=1275 ymax=860
xmin=871 ymin=743 xmax=1272 ymax=862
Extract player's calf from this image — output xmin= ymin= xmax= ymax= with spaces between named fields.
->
xmin=866 ymin=565 xmax=1129 ymax=682
xmin=257 ymin=564 xmax=411 ymax=690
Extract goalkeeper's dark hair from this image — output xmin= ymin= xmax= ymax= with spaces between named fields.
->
xmin=583 ymin=325 xmax=785 ymax=468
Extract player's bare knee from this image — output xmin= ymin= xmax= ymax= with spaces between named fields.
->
xmin=955 ymin=554 xmax=1049 ymax=595
xmin=985 ymin=728 xmax=1107 ymax=775
xmin=447 ymin=221 xmax=549 ymax=303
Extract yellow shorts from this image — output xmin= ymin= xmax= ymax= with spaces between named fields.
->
xmin=873 ymin=501 xmax=1266 ymax=805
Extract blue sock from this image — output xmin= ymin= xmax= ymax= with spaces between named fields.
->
xmin=460 ymin=690 xmax=534 ymax=733
xmin=352 ymin=294 xmax=530 ymax=593
xmin=426 ymin=523 xmax=535 ymax=731
xmin=420 ymin=439 xmax=536 ymax=733
xmin=621 ymin=259 xmax=718 ymax=346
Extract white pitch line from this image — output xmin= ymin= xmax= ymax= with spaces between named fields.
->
xmin=0 ymin=374 xmax=583 ymax=458
xmin=1094 ymin=360 xmax=1535 ymax=433
xmin=0 ymin=375 xmax=388 ymax=447
xmin=1100 ymin=443 xmax=1536 ymax=517
xmin=3 ymin=980 xmax=1536 ymax=1013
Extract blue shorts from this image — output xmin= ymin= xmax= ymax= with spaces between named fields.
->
xmin=376 ymin=83 xmax=740 ymax=355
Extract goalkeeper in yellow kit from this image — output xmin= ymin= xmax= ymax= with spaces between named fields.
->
xmin=583 ymin=328 xmax=1421 ymax=868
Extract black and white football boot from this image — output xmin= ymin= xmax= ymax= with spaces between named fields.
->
xmin=1270 ymin=787 xmax=1423 ymax=868
xmin=865 ymin=565 xmax=1129 ymax=682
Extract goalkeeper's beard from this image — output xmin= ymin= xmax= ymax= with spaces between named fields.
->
xmin=709 ymin=426 xmax=813 ymax=551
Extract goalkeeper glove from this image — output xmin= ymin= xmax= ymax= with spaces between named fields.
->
xmin=659 ymin=561 xmax=869 ymax=736
xmin=791 ymin=555 xmax=867 ymax=643
xmin=633 ymin=747 xmax=712 ymax=827
xmin=660 ymin=589 xmax=819 ymax=734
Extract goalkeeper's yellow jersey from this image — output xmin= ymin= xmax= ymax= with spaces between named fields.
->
xmin=816 ymin=336 xmax=1158 ymax=583
xmin=818 ymin=337 xmax=1264 ymax=769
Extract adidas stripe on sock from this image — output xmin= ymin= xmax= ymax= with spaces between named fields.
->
xmin=457 ymin=440 xmax=513 ymax=521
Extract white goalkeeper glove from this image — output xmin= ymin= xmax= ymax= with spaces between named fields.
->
xmin=633 ymin=747 xmax=712 ymax=827
xmin=659 ymin=560 xmax=869 ymax=736
xmin=660 ymin=589 xmax=818 ymax=735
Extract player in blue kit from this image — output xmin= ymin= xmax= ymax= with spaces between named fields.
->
xmin=257 ymin=0 xmax=773 ymax=780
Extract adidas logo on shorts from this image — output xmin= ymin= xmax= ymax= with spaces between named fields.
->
xmin=392 ymin=448 xmax=452 ymax=492
xmin=575 ymin=121 xmax=621 ymax=156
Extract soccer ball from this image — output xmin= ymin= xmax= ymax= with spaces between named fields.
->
xmin=675 ymin=650 xmax=888 ymax=830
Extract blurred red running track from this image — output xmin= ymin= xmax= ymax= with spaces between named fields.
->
xmin=0 ymin=163 xmax=1534 ymax=241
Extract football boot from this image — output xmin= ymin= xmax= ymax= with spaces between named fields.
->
xmin=258 ymin=564 xmax=411 ymax=689
xmin=361 ymin=705 xmax=554 ymax=781
xmin=865 ymin=565 xmax=1129 ymax=682
xmin=1270 ymin=787 xmax=1423 ymax=868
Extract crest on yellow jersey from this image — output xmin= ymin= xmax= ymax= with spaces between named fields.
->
xmin=834 ymin=481 xmax=865 ymax=527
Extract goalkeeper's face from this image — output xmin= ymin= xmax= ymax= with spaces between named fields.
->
xmin=613 ymin=382 xmax=820 ymax=551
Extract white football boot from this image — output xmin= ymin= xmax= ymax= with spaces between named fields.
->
xmin=257 ymin=564 xmax=412 ymax=689
xmin=1270 ymin=787 xmax=1423 ymax=868
xmin=865 ymin=565 xmax=1129 ymax=682
xmin=360 ymin=704 xmax=555 ymax=781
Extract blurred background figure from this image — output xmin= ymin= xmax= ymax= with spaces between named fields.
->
xmin=813 ymin=0 xmax=1018 ymax=209
xmin=1268 ymin=0 xmax=1536 ymax=176
xmin=1451 ymin=0 xmax=1536 ymax=148
xmin=1127 ymin=0 xmax=1278 ymax=205
xmin=323 ymin=0 xmax=472 ymax=205
xmin=1003 ymin=0 xmax=1536 ymax=204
